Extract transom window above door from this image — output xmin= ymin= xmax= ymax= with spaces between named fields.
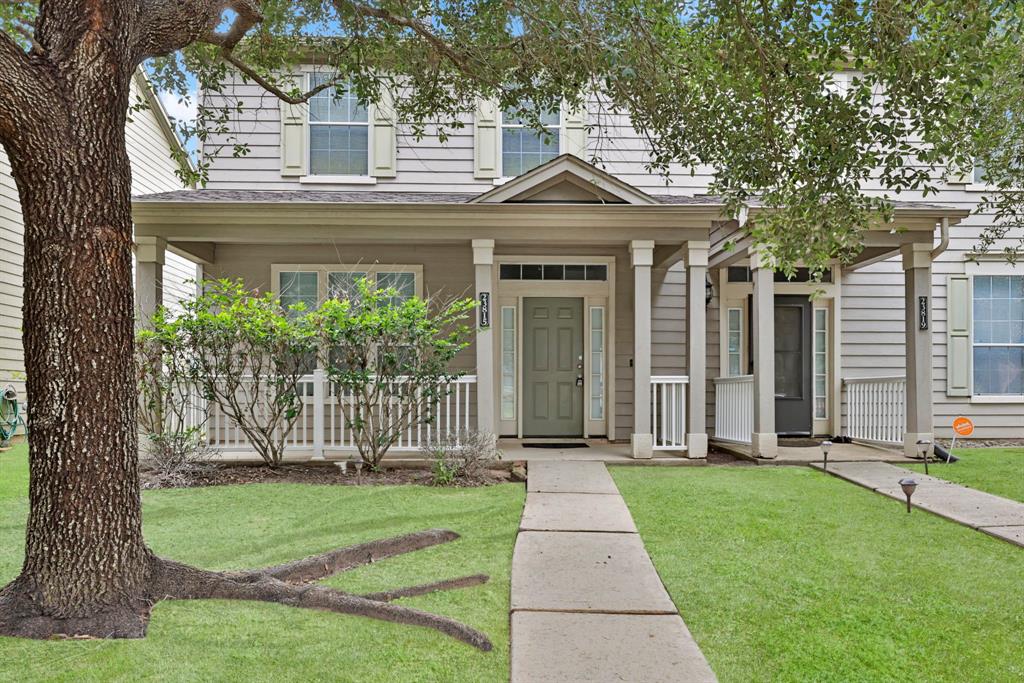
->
xmin=501 ymin=105 xmax=561 ymax=177
xmin=275 ymin=265 xmax=422 ymax=309
xmin=308 ymin=74 xmax=369 ymax=176
xmin=499 ymin=263 xmax=607 ymax=281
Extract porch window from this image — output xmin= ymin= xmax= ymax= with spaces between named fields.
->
xmin=277 ymin=267 xmax=421 ymax=307
xmin=279 ymin=271 xmax=319 ymax=313
xmin=972 ymin=275 xmax=1024 ymax=395
xmin=308 ymin=74 xmax=369 ymax=176
xmin=501 ymin=105 xmax=560 ymax=177
xmin=590 ymin=306 xmax=605 ymax=420
xmin=501 ymin=306 xmax=517 ymax=420
xmin=727 ymin=308 xmax=743 ymax=376
xmin=814 ymin=308 xmax=828 ymax=418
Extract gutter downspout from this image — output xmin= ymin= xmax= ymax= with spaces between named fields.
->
xmin=931 ymin=217 xmax=950 ymax=260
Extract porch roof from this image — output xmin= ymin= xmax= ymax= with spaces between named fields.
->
xmin=133 ymin=188 xmax=720 ymax=206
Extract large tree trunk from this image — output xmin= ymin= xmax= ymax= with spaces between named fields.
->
xmin=0 ymin=4 xmax=493 ymax=649
xmin=0 ymin=57 xmax=154 ymax=638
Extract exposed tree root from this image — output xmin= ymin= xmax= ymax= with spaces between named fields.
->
xmin=361 ymin=574 xmax=489 ymax=602
xmin=246 ymin=529 xmax=460 ymax=583
xmin=149 ymin=528 xmax=492 ymax=650
xmin=0 ymin=529 xmax=492 ymax=650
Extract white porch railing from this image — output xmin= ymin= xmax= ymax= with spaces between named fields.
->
xmin=196 ymin=372 xmax=477 ymax=455
xmin=843 ymin=375 xmax=906 ymax=444
xmin=713 ymin=375 xmax=754 ymax=443
xmin=651 ymin=375 xmax=688 ymax=451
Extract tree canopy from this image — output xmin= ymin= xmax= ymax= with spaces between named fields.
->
xmin=4 ymin=1 xmax=1021 ymax=269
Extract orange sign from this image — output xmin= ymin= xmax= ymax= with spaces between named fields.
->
xmin=952 ymin=416 xmax=974 ymax=437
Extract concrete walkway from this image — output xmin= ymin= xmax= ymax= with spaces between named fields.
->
xmin=510 ymin=461 xmax=717 ymax=682
xmin=814 ymin=461 xmax=1024 ymax=548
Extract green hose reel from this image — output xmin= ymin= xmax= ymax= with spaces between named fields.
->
xmin=0 ymin=386 xmax=22 ymax=447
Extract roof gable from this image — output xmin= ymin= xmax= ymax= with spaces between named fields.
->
xmin=470 ymin=154 xmax=657 ymax=205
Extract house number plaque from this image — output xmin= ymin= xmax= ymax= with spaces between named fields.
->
xmin=479 ymin=292 xmax=491 ymax=328
xmin=918 ymin=296 xmax=929 ymax=330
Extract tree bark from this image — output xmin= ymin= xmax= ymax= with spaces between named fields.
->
xmin=0 ymin=47 xmax=154 ymax=637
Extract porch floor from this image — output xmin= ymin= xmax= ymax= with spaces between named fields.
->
xmin=498 ymin=440 xmax=695 ymax=464
xmin=197 ymin=440 xmax=695 ymax=466
xmin=713 ymin=439 xmax=915 ymax=466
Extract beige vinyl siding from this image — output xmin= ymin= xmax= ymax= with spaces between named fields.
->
xmin=199 ymin=73 xmax=1024 ymax=441
xmin=0 ymin=148 xmax=25 ymax=397
xmin=840 ymin=203 xmax=1024 ymax=439
xmin=0 ymin=76 xmax=195 ymax=411
xmin=202 ymin=80 xmax=715 ymax=196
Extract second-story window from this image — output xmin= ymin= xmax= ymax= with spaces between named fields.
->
xmin=501 ymin=106 xmax=560 ymax=177
xmin=308 ymin=74 xmax=369 ymax=176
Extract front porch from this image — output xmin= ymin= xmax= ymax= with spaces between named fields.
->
xmin=707 ymin=204 xmax=970 ymax=459
xmin=133 ymin=155 xmax=720 ymax=461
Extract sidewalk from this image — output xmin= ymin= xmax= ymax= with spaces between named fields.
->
xmin=813 ymin=461 xmax=1024 ymax=548
xmin=510 ymin=461 xmax=717 ymax=683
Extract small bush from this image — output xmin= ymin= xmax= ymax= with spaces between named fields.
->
xmin=422 ymin=430 xmax=501 ymax=486
xmin=140 ymin=427 xmax=217 ymax=489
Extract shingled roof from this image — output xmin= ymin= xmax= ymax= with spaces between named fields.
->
xmin=134 ymin=188 xmax=723 ymax=206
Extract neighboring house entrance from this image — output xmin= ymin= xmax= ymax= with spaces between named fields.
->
xmin=523 ymin=297 xmax=584 ymax=437
xmin=774 ymin=295 xmax=813 ymax=436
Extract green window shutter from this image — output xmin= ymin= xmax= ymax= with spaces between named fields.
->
xmin=370 ymin=87 xmax=397 ymax=178
xmin=474 ymin=98 xmax=500 ymax=179
xmin=946 ymin=274 xmax=972 ymax=396
xmin=563 ymin=100 xmax=587 ymax=159
xmin=280 ymin=75 xmax=307 ymax=177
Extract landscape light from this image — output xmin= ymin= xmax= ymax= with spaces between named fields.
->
xmin=820 ymin=440 xmax=833 ymax=471
xmin=917 ymin=439 xmax=932 ymax=476
xmin=899 ymin=477 xmax=918 ymax=513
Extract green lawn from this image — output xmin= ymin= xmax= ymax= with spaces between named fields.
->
xmin=612 ymin=466 xmax=1024 ymax=683
xmin=906 ymin=448 xmax=1024 ymax=503
xmin=0 ymin=444 xmax=522 ymax=682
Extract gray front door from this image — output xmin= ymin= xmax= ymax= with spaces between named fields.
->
xmin=774 ymin=295 xmax=813 ymax=436
xmin=523 ymin=297 xmax=584 ymax=437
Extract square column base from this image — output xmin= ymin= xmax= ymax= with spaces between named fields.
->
xmin=903 ymin=432 xmax=934 ymax=459
xmin=751 ymin=432 xmax=778 ymax=459
xmin=631 ymin=433 xmax=653 ymax=459
xmin=686 ymin=433 xmax=708 ymax=459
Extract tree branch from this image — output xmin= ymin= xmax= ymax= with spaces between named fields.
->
xmin=201 ymin=0 xmax=261 ymax=51
xmin=340 ymin=0 xmax=472 ymax=73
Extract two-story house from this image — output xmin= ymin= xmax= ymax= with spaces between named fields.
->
xmin=131 ymin=70 xmax=1022 ymax=461
xmin=1 ymin=70 xmax=198 ymax=434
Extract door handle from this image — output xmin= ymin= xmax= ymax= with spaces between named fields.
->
xmin=576 ymin=376 xmax=584 ymax=387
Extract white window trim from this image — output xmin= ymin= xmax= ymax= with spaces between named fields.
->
xmin=813 ymin=307 xmax=829 ymax=420
xmin=299 ymin=175 xmax=377 ymax=185
xmin=589 ymin=305 xmax=606 ymax=421
xmin=495 ymin=105 xmax=564 ymax=184
xmin=302 ymin=72 xmax=374 ymax=181
xmin=968 ymin=271 xmax=1024 ymax=401
xmin=271 ymin=264 xmax=424 ymax=302
xmin=726 ymin=307 xmax=743 ymax=377
xmin=500 ymin=305 xmax=517 ymax=421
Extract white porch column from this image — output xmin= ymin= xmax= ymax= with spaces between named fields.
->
xmin=472 ymin=239 xmax=496 ymax=440
xmin=135 ymin=236 xmax=166 ymax=328
xmin=630 ymin=240 xmax=654 ymax=458
xmin=902 ymin=242 xmax=934 ymax=457
xmin=750 ymin=250 xmax=778 ymax=458
xmin=686 ymin=241 xmax=710 ymax=458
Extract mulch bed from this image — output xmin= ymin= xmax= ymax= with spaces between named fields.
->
xmin=706 ymin=448 xmax=754 ymax=466
xmin=140 ymin=463 xmax=515 ymax=490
